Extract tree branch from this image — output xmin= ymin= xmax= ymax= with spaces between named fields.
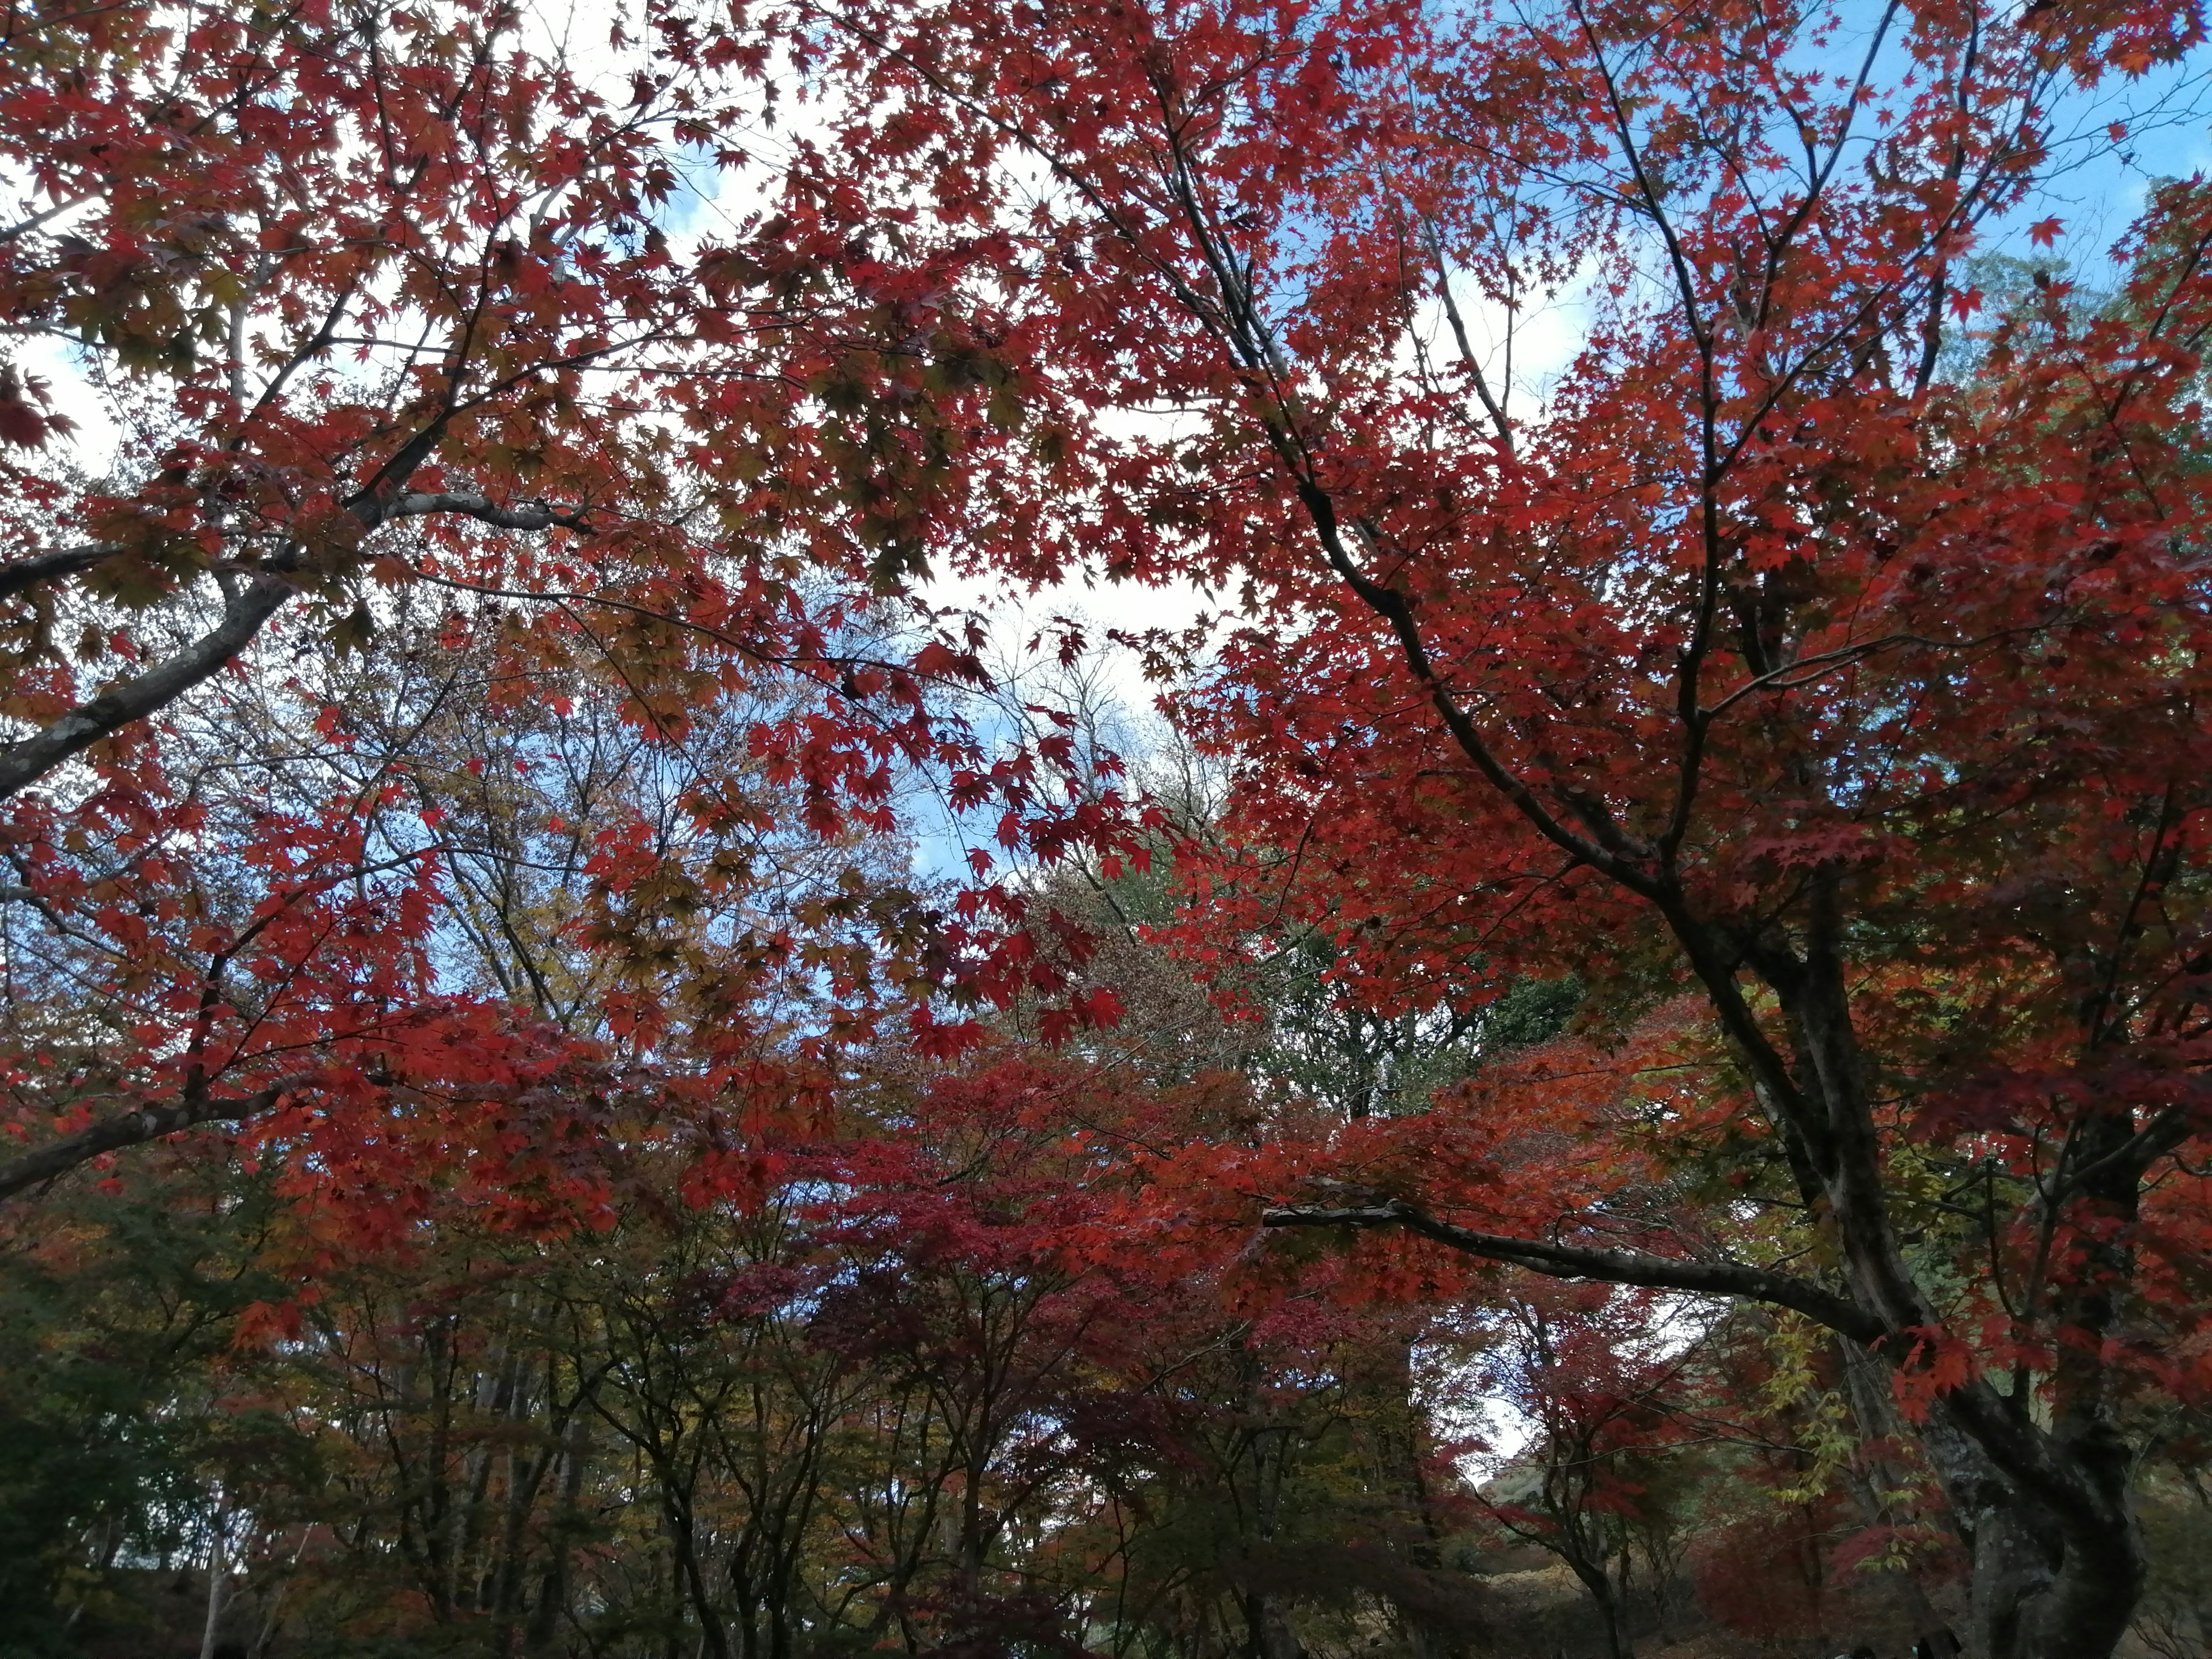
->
xmin=1261 ymin=1198 xmax=1885 ymax=1344
xmin=0 ymin=542 xmax=124 ymax=603
xmin=0 ymin=490 xmax=592 ymax=804
xmin=387 ymin=491 xmax=593 ymax=533
xmin=0 ymin=1073 xmax=315 ymax=1201
xmin=0 ymin=573 xmax=294 ymax=802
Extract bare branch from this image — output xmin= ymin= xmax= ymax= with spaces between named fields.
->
xmin=0 ymin=488 xmax=594 ymax=805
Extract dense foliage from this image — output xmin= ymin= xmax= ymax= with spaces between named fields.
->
xmin=6 ymin=0 xmax=2212 ymax=1656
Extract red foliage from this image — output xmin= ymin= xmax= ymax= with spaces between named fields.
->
xmin=728 ymin=0 xmax=2212 ymax=1638
xmin=0 ymin=0 xmax=1152 ymax=1217
xmin=1692 ymin=1505 xmax=1841 ymax=1644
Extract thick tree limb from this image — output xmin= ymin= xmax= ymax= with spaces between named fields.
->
xmin=2050 ymin=1096 xmax=2210 ymax=1205
xmin=0 ymin=488 xmax=590 ymax=805
xmin=1262 ymin=1199 xmax=1887 ymax=1345
xmin=387 ymin=491 xmax=592 ymax=532
xmin=0 ymin=1073 xmax=314 ymax=1201
xmin=0 ymin=572 xmax=294 ymax=802
xmin=0 ymin=542 xmax=123 ymax=603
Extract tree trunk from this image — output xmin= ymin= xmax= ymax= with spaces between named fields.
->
xmin=1834 ymin=1340 xmax=1966 ymax=1646
xmin=665 ymin=1487 xmax=733 ymax=1659
xmin=1907 ymin=1391 xmax=2145 ymax=1659
xmin=1240 ymin=1590 xmax=1307 ymax=1659
xmin=199 ymin=1508 xmax=231 ymax=1659
xmin=1563 ymin=1558 xmax=1631 ymax=1659
xmin=1349 ymin=1333 xmax=1474 ymax=1659
xmin=1778 ymin=947 xmax=2149 ymax=1659
xmin=522 ymin=1412 xmax=589 ymax=1658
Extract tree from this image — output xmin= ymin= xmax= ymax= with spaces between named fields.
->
xmin=1469 ymin=1285 xmax=1700 ymax=1659
xmin=15 ymin=2 xmax=2212 ymax=1654
xmin=0 ymin=1152 xmax=297 ymax=1650
xmin=0 ymin=0 xmax=1133 ymax=1213
xmin=747 ymin=0 xmax=2212 ymax=1653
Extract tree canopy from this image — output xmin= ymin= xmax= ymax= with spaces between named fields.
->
xmin=5 ymin=1 xmax=2212 ymax=1656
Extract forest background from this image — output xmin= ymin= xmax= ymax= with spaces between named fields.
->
xmin=4 ymin=1 xmax=2212 ymax=1657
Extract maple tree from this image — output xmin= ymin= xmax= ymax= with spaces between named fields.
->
xmin=1465 ymin=1285 xmax=1700 ymax=1659
xmin=1456 ymin=1282 xmax=1978 ymax=1657
xmin=12 ymin=0 xmax=2212 ymax=1655
xmin=0 ymin=0 xmax=1144 ymax=1215
xmin=735 ymin=0 xmax=2212 ymax=1652
xmin=0 ymin=1028 xmax=1497 ymax=1658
